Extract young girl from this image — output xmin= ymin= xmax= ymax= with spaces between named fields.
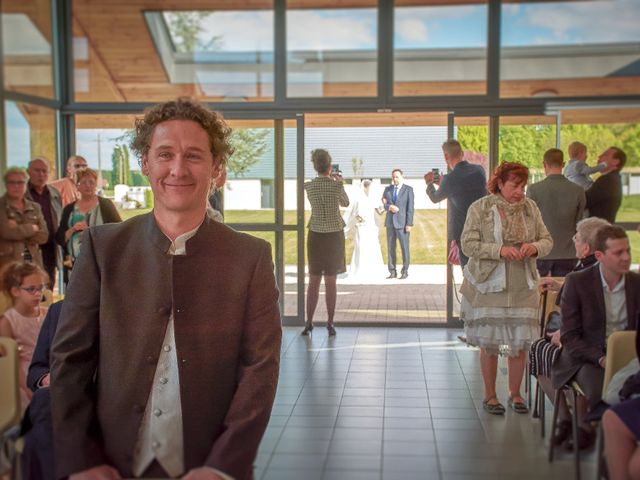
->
xmin=0 ymin=261 xmax=49 ymax=410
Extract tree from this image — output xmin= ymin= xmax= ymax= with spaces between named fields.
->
xmin=228 ymin=128 xmax=270 ymax=178
xmin=112 ymin=144 xmax=132 ymax=185
xmin=165 ymin=12 xmax=221 ymax=52
xmin=351 ymin=157 xmax=364 ymax=178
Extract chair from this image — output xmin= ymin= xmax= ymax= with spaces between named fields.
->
xmin=595 ymin=330 xmax=637 ymax=479
xmin=0 ymin=337 xmax=21 ymax=479
xmin=548 ymin=380 xmax=584 ymax=480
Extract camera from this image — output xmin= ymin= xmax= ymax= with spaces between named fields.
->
xmin=432 ymin=168 xmax=440 ymax=182
xmin=331 ymin=164 xmax=341 ymax=174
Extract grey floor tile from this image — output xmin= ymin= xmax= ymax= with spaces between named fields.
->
xmin=268 ymin=453 xmax=327 ymax=470
xmin=274 ymin=438 xmax=331 ymax=455
xmin=382 ymin=454 xmax=439 ymax=472
xmin=325 ymin=454 xmax=381 ymax=471
xmin=324 ymin=470 xmax=382 ymax=480
xmin=329 ymin=439 xmax=383 ymax=455
xmin=384 ymin=406 xmax=430 ymax=418
xmin=292 ymin=404 xmax=340 ymax=417
xmin=340 ymin=396 xmax=385 ymax=407
xmin=287 ymin=415 xmax=337 ymax=428
xmin=279 ymin=426 xmax=334 ymax=441
xmin=429 ymin=408 xmax=478 ymax=420
xmin=339 ymin=406 xmax=384 ymax=417
xmin=262 ymin=469 xmax=323 ymax=480
xmin=431 ymin=418 xmax=483 ymax=430
xmin=384 ymin=417 xmax=433 ymax=429
xmin=332 ymin=427 xmax=383 ymax=442
xmin=384 ymin=388 xmax=428 ymax=398
xmin=384 ymin=396 xmax=429 ymax=408
xmin=384 ymin=428 xmax=434 ymax=442
xmin=335 ymin=416 xmax=384 ymax=429
xmin=383 ymin=441 xmax=438 ymax=456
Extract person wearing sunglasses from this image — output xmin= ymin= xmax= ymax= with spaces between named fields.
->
xmin=0 ymin=167 xmax=49 ymax=272
xmin=0 ymin=261 xmax=49 ymax=410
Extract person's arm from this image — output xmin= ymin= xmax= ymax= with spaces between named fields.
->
xmin=0 ymin=315 xmax=14 ymax=338
xmin=203 ymin=241 xmax=281 ymax=479
xmin=577 ymin=161 xmax=606 ymax=176
xmin=99 ymin=197 xmax=122 ymax=223
xmin=586 ymin=175 xmax=609 ymax=211
xmin=576 ymin=190 xmax=586 ymax=224
xmin=382 ymin=188 xmax=391 ymax=212
xmin=30 ymin=204 xmax=49 ymax=245
xmin=55 ymin=204 xmax=73 ymax=247
xmin=50 ymin=229 xmax=110 ymax=477
xmin=27 ymin=302 xmax=62 ymax=391
xmin=460 ymin=201 xmax=502 ymax=260
xmin=426 ymin=175 xmax=451 ymax=204
xmin=1 ymin=214 xmax=40 ymax=241
xmin=559 ymin=274 xmax=605 ymax=365
xmin=337 ymin=183 xmax=349 ymax=208
xmin=405 ymin=187 xmax=415 ymax=227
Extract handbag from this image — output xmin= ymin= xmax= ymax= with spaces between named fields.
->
xmin=448 ymin=240 xmax=461 ymax=266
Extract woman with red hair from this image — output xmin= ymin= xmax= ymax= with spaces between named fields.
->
xmin=460 ymin=162 xmax=553 ymax=415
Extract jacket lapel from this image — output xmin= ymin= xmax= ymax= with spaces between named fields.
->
xmin=625 ymin=272 xmax=638 ymax=330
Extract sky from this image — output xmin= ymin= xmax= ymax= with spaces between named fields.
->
xmin=162 ymin=0 xmax=640 ymax=53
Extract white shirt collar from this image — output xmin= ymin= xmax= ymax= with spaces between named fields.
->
xmin=166 ymin=222 xmax=202 ymax=256
xmin=598 ymin=262 xmax=625 ymax=293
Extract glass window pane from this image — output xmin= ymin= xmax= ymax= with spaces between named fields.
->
xmin=501 ymin=0 xmax=640 ymax=98
xmin=498 ymin=117 xmax=557 ymax=175
xmin=2 ymin=2 xmax=54 ymax=99
xmin=4 ymin=101 xmax=57 ymax=174
xmin=287 ymin=7 xmax=377 ymax=98
xmin=394 ymin=2 xmax=488 ymax=96
xmin=224 ymin=120 xmax=276 ymax=224
xmin=73 ymin=3 xmax=273 ymax=102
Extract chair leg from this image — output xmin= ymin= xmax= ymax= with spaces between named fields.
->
xmin=571 ymin=389 xmax=581 ymax=480
xmin=533 ymin=381 xmax=540 ymax=419
xmin=548 ymin=388 xmax=562 ymax=463
xmin=540 ymin=383 xmax=546 ymax=438
xmin=526 ymin=363 xmax=531 ymax=408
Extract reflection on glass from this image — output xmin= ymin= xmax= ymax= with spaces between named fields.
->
xmin=394 ymin=2 xmax=488 ymax=96
xmin=5 ymin=101 xmax=57 ymax=172
xmin=1 ymin=10 xmax=54 ymax=98
xmin=455 ymin=119 xmax=490 ymax=178
xmin=283 ymin=231 xmax=299 ymax=317
xmin=287 ymin=8 xmax=377 ymax=97
xmin=224 ymin=123 xmax=276 ymax=223
xmin=501 ymin=0 xmax=640 ymax=97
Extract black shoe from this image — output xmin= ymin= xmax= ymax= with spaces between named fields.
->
xmin=552 ymin=420 xmax=572 ymax=446
xmin=399 ymin=273 xmax=408 ymax=279
xmin=386 ymin=272 xmax=397 ymax=279
xmin=301 ymin=325 xmax=313 ymax=336
xmin=566 ymin=426 xmax=595 ymax=451
xmin=327 ymin=325 xmax=336 ymax=336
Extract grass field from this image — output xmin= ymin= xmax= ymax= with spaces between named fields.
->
xmin=118 ymin=202 xmax=639 ymax=265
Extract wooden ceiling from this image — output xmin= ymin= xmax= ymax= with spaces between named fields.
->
xmin=3 ymin=0 xmax=640 ymax=128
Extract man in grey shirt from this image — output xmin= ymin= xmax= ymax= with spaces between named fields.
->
xmin=527 ymin=148 xmax=586 ymax=277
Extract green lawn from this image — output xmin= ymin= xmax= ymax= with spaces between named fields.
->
xmin=117 ymin=204 xmax=639 ymax=265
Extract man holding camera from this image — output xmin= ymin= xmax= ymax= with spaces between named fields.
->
xmin=424 ymin=139 xmax=487 ymax=267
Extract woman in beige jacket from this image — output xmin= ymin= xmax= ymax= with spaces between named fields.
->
xmin=0 ymin=167 xmax=48 ymax=271
xmin=461 ymin=162 xmax=552 ymax=415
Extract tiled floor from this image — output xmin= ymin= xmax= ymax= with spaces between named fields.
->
xmin=256 ymin=327 xmax=595 ymax=480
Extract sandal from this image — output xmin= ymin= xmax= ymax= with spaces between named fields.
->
xmin=508 ymin=396 xmax=529 ymax=414
xmin=482 ymin=397 xmax=505 ymax=415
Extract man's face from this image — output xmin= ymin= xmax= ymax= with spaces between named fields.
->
xmin=391 ymin=171 xmax=403 ymax=186
xmin=598 ymin=148 xmax=619 ymax=170
xmin=596 ymin=237 xmax=631 ymax=276
xmin=142 ymin=119 xmax=219 ymax=216
xmin=5 ymin=173 xmax=27 ymax=201
xmin=67 ymin=156 xmax=88 ymax=177
xmin=28 ymin=160 xmax=50 ymax=187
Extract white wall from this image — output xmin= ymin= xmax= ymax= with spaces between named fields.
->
xmin=224 ymin=179 xmax=262 ymax=210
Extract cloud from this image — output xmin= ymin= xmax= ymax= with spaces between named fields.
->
xmin=397 ymin=19 xmax=429 ymax=43
xmin=201 ymin=12 xmax=274 ymax=52
xmin=287 ymin=10 xmax=377 ymax=51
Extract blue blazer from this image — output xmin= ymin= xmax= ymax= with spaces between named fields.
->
xmin=27 ymin=300 xmax=63 ymax=391
xmin=382 ymin=184 xmax=414 ymax=229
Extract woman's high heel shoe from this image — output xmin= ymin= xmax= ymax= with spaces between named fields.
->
xmin=327 ymin=325 xmax=336 ymax=336
xmin=301 ymin=325 xmax=313 ymax=336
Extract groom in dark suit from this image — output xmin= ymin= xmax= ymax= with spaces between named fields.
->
xmin=382 ymin=169 xmax=414 ymax=279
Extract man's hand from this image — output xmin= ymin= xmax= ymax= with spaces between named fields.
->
xmin=70 ymin=465 xmax=121 ymax=480
xmin=405 ymin=225 xmax=412 ymax=233
xmin=539 ymin=277 xmax=561 ymax=292
xmin=40 ymin=373 xmax=51 ymax=387
xmin=74 ymin=221 xmax=89 ymax=232
xmin=182 ymin=467 xmax=226 ymax=480
xmin=519 ymin=243 xmax=538 ymax=258
xmin=550 ymin=330 xmax=561 ymax=347
xmin=599 ymin=356 xmax=607 ymax=368
xmin=424 ymin=172 xmax=434 ymax=184
xmin=389 ymin=205 xmax=399 ymax=213
xmin=500 ymin=246 xmax=522 ymax=261
xmin=31 ymin=224 xmax=39 ymax=232
xmin=7 ymin=219 xmax=17 ymax=228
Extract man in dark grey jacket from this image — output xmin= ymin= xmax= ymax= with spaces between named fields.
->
xmin=527 ymin=148 xmax=586 ymax=277
xmin=424 ymin=139 xmax=486 ymax=267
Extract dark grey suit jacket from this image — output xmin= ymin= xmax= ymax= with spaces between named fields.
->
xmin=383 ymin=184 xmax=414 ymax=229
xmin=50 ymin=213 xmax=282 ymax=480
xmin=552 ymin=264 xmax=640 ymax=389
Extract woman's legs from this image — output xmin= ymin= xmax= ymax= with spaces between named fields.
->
xmin=603 ymin=409 xmax=637 ymax=480
xmin=306 ymin=274 xmax=321 ymax=327
xmin=324 ymin=274 xmax=337 ymax=327
xmin=480 ymin=349 xmax=499 ymax=403
xmin=507 ymin=351 xmax=527 ymax=401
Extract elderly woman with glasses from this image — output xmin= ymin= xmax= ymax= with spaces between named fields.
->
xmin=0 ymin=167 xmax=48 ymax=271
xmin=0 ymin=261 xmax=49 ymax=409
xmin=55 ymin=167 xmax=121 ymax=281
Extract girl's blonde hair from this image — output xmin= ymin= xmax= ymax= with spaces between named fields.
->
xmin=0 ymin=261 xmax=48 ymax=298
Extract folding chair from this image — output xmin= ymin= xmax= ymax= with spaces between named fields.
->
xmin=548 ymin=380 xmax=584 ymax=480
xmin=595 ymin=330 xmax=637 ymax=479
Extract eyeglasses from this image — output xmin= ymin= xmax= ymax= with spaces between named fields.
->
xmin=6 ymin=180 xmax=27 ymax=185
xmin=20 ymin=285 xmax=46 ymax=295
xmin=73 ymin=164 xmax=88 ymax=169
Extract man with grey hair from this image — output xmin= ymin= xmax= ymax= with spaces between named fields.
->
xmin=424 ymin=139 xmax=486 ymax=267
xmin=26 ymin=157 xmax=62 ymax=287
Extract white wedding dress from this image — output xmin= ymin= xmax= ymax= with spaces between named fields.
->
xmin=343 ymin=185 xmax=386 ymax=282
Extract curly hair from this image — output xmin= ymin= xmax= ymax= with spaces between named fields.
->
xmin=73 ymin=167 xmax=98 ymax=184
xmin=131 ymin=97 xmax=234 ymax=167
xmin=487 ymin=162 xmax=529 ymax=194
xmin=0 ymin=261 xmax=48 ymax=297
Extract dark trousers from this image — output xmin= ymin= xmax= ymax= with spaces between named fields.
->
xmin=21 ymin=390 xmax=54 ymax=480
xmin=536 ymin=258 xmax=576 ymax=277
xmin=574 ymin=363 xmax=605 ymax=410
xmin=386 ymin=227 xmax=410 ymax=274
xmin=40 ymin=242 xmax=57 ymax=289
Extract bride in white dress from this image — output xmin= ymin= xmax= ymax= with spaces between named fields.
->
xmin=343 ymin=180 xmax=386 ymax=282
